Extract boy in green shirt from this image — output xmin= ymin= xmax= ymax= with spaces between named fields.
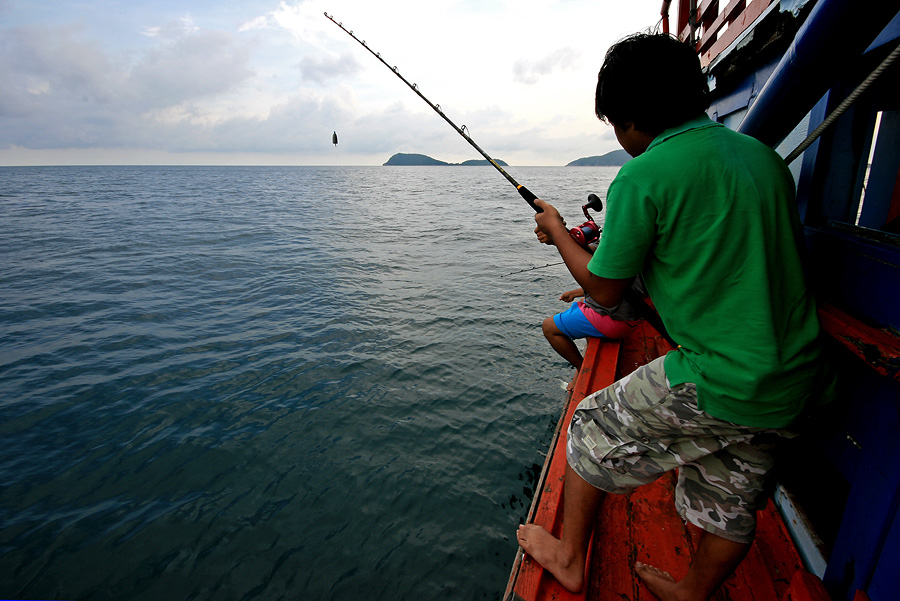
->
xmin=516 ymin=33 xmax=829 ymax=600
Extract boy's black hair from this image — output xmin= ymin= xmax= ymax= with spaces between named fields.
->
xmin=595 ymin=33 xmax=709 ymax=136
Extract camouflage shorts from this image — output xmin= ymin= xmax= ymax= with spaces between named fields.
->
xmin=567 ymin=356 xmax=795 ymax=544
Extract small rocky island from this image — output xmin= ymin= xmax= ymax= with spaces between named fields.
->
xmin=566 ymin=149 xmax=631 ymax=166
xmin=383 ymin=150 xmax=630 ymax=167
xmin=383 ymin=153 xmax=509 ymax=166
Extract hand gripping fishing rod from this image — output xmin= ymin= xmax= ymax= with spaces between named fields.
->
xmin=323 ymin=12 xmax=541 ymax=212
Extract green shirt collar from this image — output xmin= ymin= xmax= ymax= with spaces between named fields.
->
xmin=646 ymin=113 xmax=721 ymax=152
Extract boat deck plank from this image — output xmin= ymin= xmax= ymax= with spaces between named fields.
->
xmin=509 ymin=338 xmax=621 ymax=601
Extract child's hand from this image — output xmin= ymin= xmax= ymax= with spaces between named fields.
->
xmin=534 ymin=225 xmax=554 ymax=245
xmin=559 ymin=288 xmax=584 ymax=302
xmin=533 ymin=199 xmax=566 ymax=245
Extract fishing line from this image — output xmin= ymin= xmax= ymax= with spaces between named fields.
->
xmin=501 ymin=261 xmax=567 ymax=278
xmin=323 ymin=12 xmax=541 ymax=213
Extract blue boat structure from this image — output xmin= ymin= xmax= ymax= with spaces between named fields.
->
xmin=504 ymin=1 xmax=900 ymax=600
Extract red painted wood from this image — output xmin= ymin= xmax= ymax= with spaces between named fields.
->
xmin=574 ymin=336 xmax=621 ymax=400
xmin=677 ymin=0 xmax=694 ymax=43
xmin=753 ymin=503 xmax=806 ymax=597
xmin=699 ymin=0 xmax=748 ymax=51
xmin=511 ymin=339 xmax=622 ymax=601
xmin=784 ymin=571 xmax=832 ymax=601
xmin=588 ymin=491 xmax=640 ymax=600
xmin=629 ymin=474 xmax=693 ymax=578
xmin=714 ymin=519 xmax=782 ymax=601
xmin=887 ymin=164 xmax=900 ymax=225
xmin=588 ymin=473 xmax=695 ymax=601
xmin=586 ymin=325 xmax=689 ymax=600
xmin=699 ymin=0 xmax=777 ymax=67
xmin=818 ymin=303 xmax=900 ymax=381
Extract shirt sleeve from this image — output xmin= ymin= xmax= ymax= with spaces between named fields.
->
xmin=587 ymin=172 xmax=657 ymax=279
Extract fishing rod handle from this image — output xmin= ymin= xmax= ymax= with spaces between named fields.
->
xmin=517 ymin=185 xmax=542 ymax=213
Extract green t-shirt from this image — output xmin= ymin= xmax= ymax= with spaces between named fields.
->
xmin=589 ymin=115 xmax=824 ymax=428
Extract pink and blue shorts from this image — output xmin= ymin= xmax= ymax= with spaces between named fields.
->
xmin=553 ymin=302 xmax=639 ymax=340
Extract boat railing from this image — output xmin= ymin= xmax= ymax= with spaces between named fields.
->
xmin=671 ymin=0 xmax=778 ymax=66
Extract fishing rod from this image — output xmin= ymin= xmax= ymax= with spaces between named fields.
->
xmin=325 ymin=13 xmax=677 ymax=347
xmin=323 ymin=12 xmax=541 ymax=213
xmin=324 ymin=13 xmax=606 ymax=245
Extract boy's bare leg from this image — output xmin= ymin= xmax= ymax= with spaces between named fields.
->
xmin=516 ymin=464 xmax=604 ymax=593
xmin=635 ymin=529 xmax=750 ymax=601
xmin=542 ymin=317 xmax=583 ymax=370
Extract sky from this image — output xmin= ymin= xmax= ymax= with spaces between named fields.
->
xmin=0 ymin=0 xmax=667 ymax=166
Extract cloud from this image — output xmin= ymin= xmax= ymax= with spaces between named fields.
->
xmin=0 ymin=1 xmax=633 ymax=165
xmin=180 ymin=90 xmax=445 ymax=155
xmin=128 ymin=30 xmax=253 ymax=110
xmin=238 ymin=14 xmax=269 ymax=33
xmin=0 ymin=1 xmax=457 ymax=158
xmin=513 ymin=47 xmax=580 ymax=85
xmin=0 ymin=25 xmax=119 ymax=120
xmin=141 ymin=16 xmax=201 ymax=39
xmin=0 ymin=22 xmax=253 ymax=150
xmin=238 ymin=1 xmax=313 ymax=40
xmin=298 ymin=53 xmax=361 ymax=85
xmin=0 ymin=16 xmax=431 ymax=157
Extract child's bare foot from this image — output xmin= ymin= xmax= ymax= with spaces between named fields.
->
xmin=516 ymin=524 xmax=585 ymax=593
xmin=635 ymin=562 xmax=682 ymax=601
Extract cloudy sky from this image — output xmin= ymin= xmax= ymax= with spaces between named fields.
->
xmin=1 ymin=0 xmax=667 ymax=166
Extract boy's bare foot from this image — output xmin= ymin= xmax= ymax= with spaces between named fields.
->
xmin=635 ymin=562 xmax=682 ymax=601
xmin=516 ymin=524 xmax=585 ymax=593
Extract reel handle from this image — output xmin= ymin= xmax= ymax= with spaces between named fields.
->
xmin=585 ymin=193 xmax=603 ymax=213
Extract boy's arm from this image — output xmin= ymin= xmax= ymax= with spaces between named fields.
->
xmin=559 ymin=288 xmax=584 ymax=302
xmin=534 ymin=198 xmax=632 ymax=307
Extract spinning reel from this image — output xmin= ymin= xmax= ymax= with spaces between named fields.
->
xmin=568 ymin=193 xmax=603 ymax=248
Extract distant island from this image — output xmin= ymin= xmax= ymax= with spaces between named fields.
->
xmin=566 ymin=149 xmax=631 ymax=166
xmin=384 ymin=153 xmax=509 ymax=166
xmin=384 ymin=150 xmax=630 ymax=167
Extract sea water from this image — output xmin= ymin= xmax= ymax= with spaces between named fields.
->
xmin=0 ymin=165 xmax=618 ymax=601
